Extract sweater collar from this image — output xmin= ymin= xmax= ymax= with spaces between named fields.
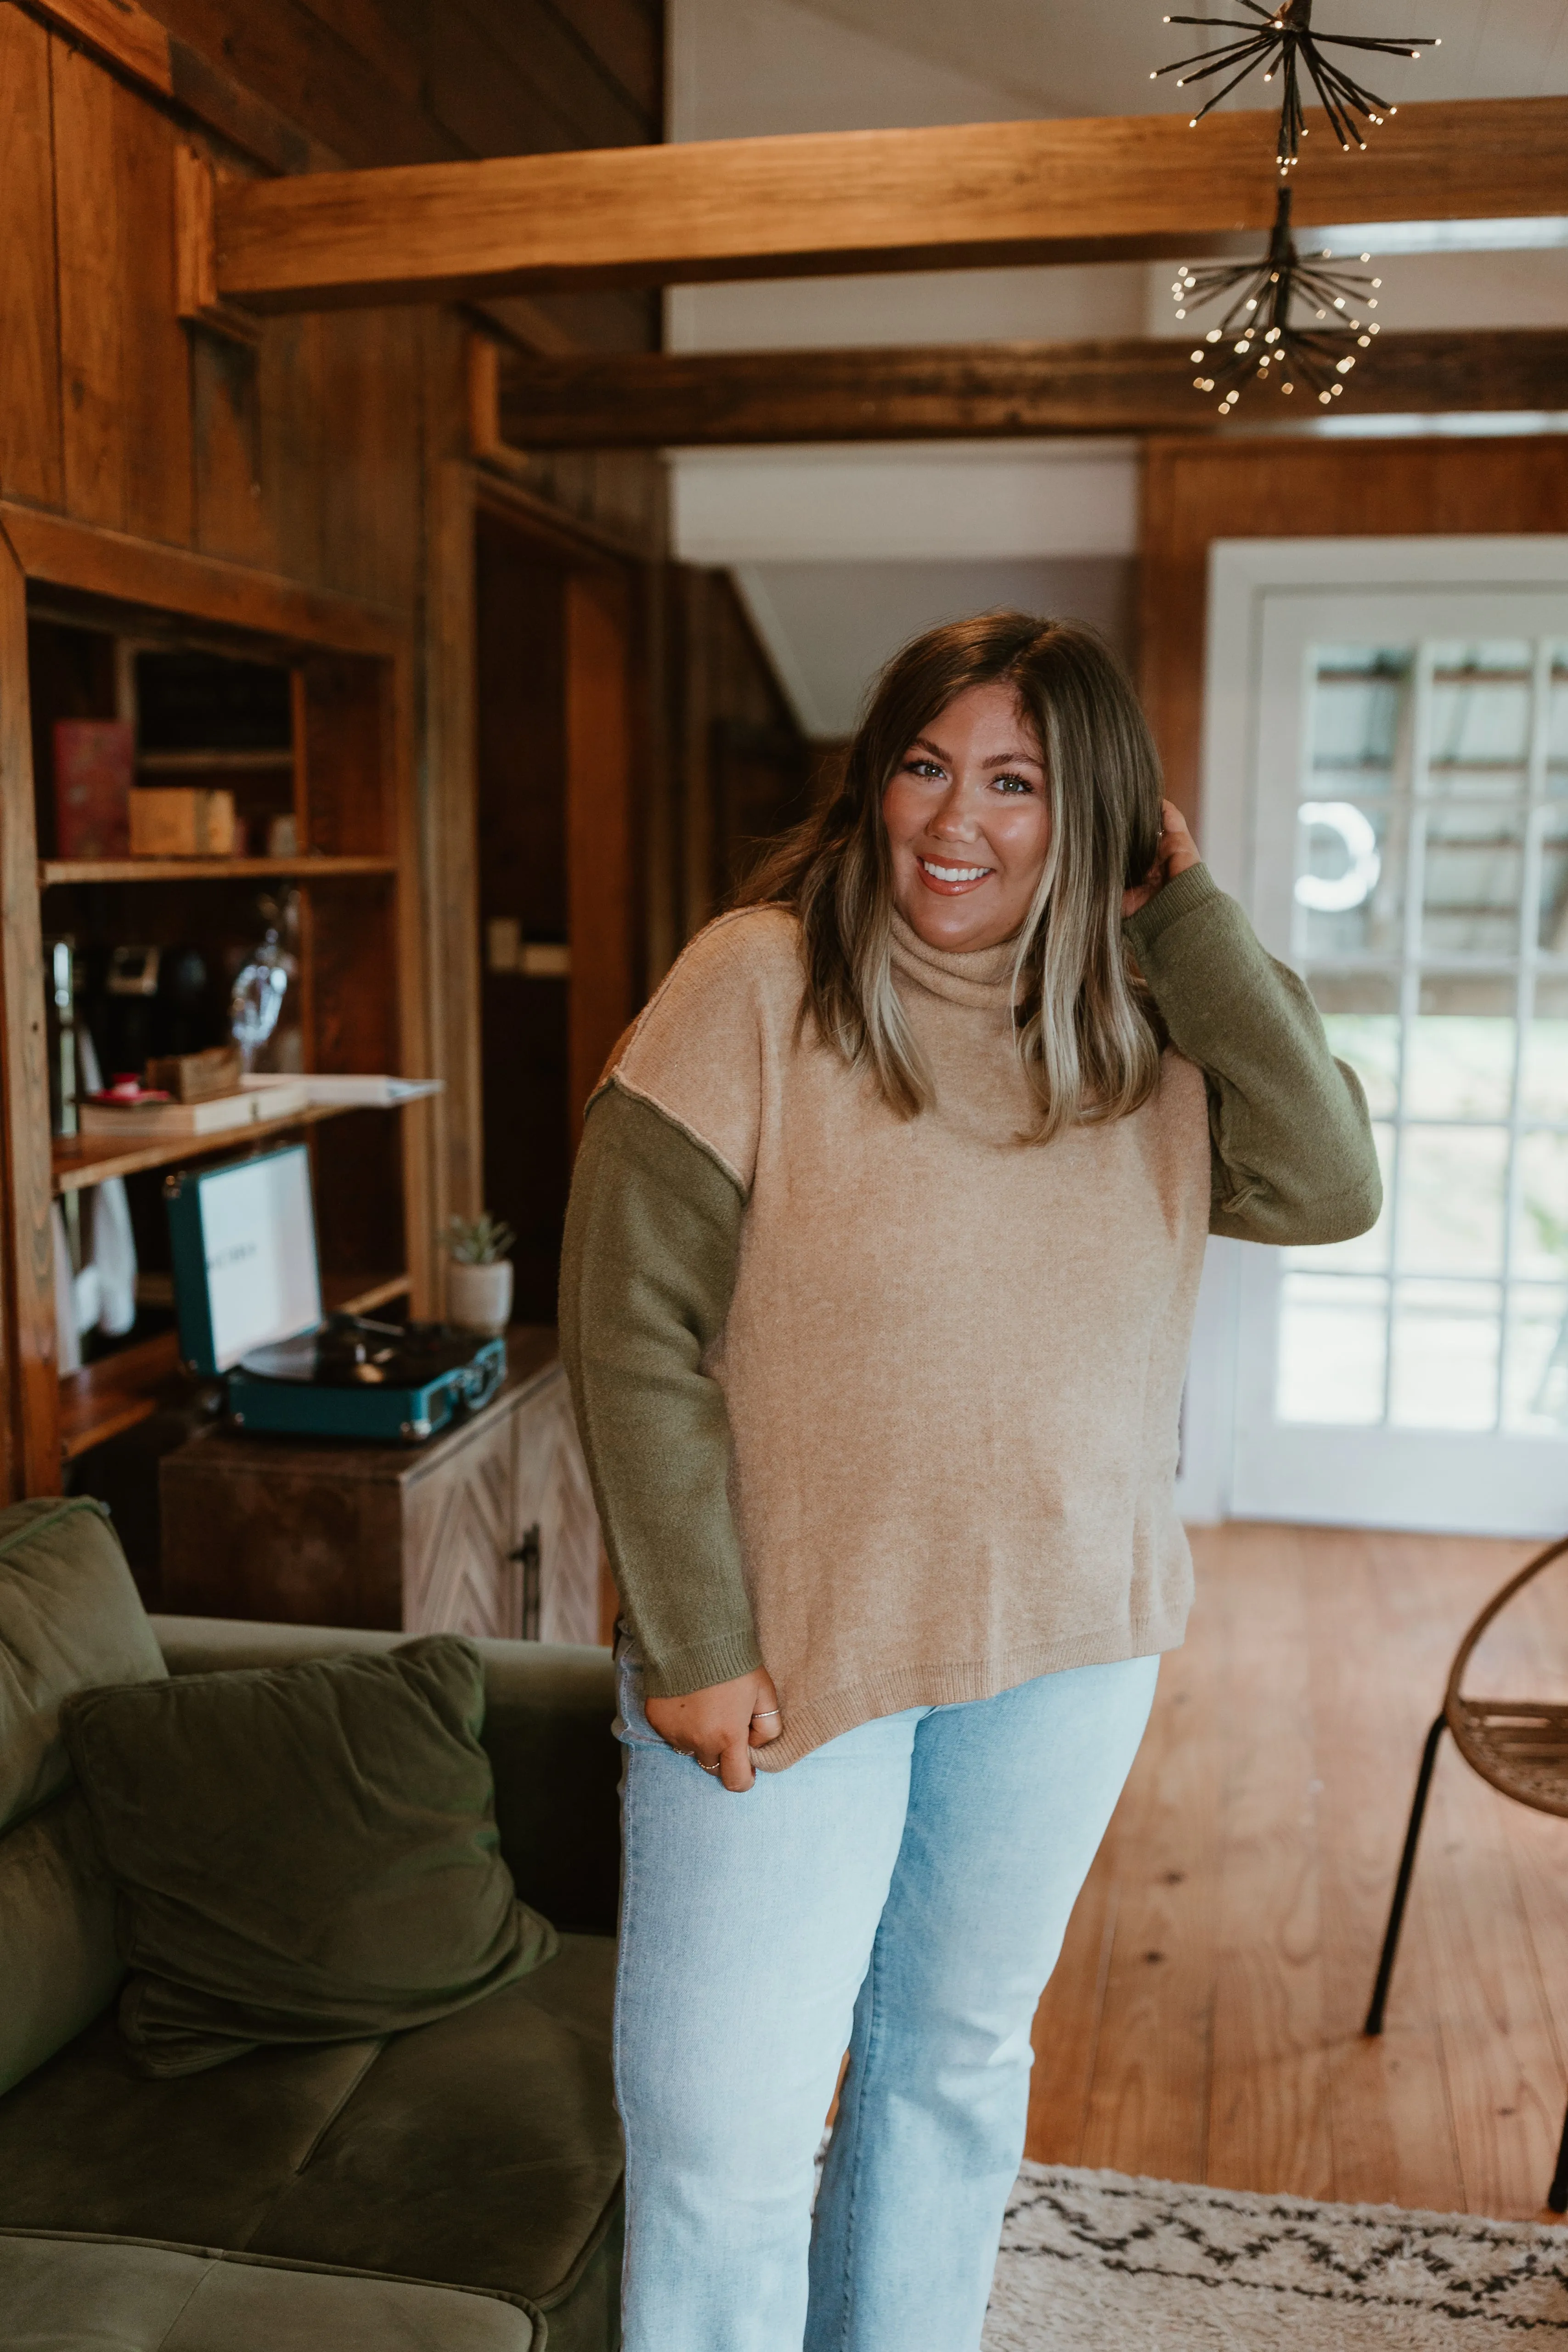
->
xmin=889 ymin=908 xmax=1021 ymax=1011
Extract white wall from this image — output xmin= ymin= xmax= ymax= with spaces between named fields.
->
xmin=666 ymin=0 xmax=1568 ymax=738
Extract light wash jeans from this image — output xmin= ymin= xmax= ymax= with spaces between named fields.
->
xmin=613 ymin=1642 xmax=1160 ymax=2352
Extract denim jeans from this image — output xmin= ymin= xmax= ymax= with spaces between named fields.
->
xmin=613 ymin=1643 xmax=1160 ymax=2352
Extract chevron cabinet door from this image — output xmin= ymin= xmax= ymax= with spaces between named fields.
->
xmin=160 ymin=1333 xmax=603 ymax=1643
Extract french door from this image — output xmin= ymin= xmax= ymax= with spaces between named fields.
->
xmin=1201 ymin=543 xmax=1568 ymax=1536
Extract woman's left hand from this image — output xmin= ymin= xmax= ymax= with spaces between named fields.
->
xmin=1122 ymin=801 xmax=1201 ymax=918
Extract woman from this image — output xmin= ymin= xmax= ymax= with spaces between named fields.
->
xmin=560 ymin=612 xmax=1379 ymax=2352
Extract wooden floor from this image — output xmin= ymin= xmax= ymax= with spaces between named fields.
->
xmin=1024 ymin=1521 xmax=1568 ymax=2222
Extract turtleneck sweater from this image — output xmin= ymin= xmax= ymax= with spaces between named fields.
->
xmin=559 ymin=866 xmax=1380 ymax=1767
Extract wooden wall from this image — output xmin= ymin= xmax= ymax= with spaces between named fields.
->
xmin=136 ymin=0 xmax=663 ymax=354
xmin=1140 ymin=433 xmax=1568 ymax=829
xmin=0 ymin=0 xmax=673 ymax=1497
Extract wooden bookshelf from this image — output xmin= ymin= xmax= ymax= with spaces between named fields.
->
xmin=40 ymin=855 xmax=396 ymax=887
xmin=5 ymin=524 xmax=432 ymax=1493
xmin=58 ymin=1271 xmax=413 ymax=1461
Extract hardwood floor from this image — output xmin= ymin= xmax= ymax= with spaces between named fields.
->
xmin=1025 ymin=1520 xmax=1568 ymax=2221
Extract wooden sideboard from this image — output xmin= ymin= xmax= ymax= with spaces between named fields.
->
xmin=159 ymin=1329 xmax=603 ymax=1644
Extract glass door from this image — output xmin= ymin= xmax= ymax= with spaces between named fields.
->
xmin=1232 ymin=588 xmax=1568 ymax=1536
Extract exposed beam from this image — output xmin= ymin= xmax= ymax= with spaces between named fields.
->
xmin=212 ymin=98 xmax=1568 ymax=313
xmin=490 ymin=330 xmax=1568 ymax=448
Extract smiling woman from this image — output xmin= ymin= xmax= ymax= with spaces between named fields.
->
xmin=558 ymin=608 xmax=1383 ymax=2352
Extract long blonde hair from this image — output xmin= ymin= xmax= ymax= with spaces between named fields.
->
xmin=736 ymin=611 xmax=1165 ymax=1142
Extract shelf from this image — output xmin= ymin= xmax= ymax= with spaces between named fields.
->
xmin=54 ymin=1100 xmax=372 ymax=1194
xmin=40 ymin=855 xmax=395 ymax=886
xmin=60 ymin=1331 xmax=181 ymax=1461
xmin=58 ymin=1272 xmax=412 ymax=1462
xmin=137 ymin=750 xmax=294 ymax=773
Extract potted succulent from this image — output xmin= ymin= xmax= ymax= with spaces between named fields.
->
xmin=443 ymin=1211 xmax=516 ymax=1336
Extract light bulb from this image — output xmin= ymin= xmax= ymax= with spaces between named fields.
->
xmin=1358 ymin=334 xmax=1371 ymax=348
xmin=1337 ymin=357 xmax=1354 ymax=373
xmin=1191 ymin=351 xmax=1204 ymax=364
xmin=1320 ymin=391 xmax=1332 ymax=403
xmin=1281 ymin=382 xmax=1295 ymax=394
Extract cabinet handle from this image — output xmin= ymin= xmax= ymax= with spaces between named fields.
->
xmin=509 ymin=1523 xmax=542 ymax=1639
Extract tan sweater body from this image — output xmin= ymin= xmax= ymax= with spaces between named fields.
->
xmin=606 ymin=906 xmax=1213 ymax=1767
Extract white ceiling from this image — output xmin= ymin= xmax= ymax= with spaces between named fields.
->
xmin=666 ymin=0 xmax=1568 ymax=737
xmin=789 ymin=0 xmax=1568 ymax=116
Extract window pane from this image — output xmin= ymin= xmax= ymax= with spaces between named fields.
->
xmin=1389 ymin=1279 xmax=1500 ymax=1430
xmin=1276 ymin=1273 xmax=1387 ymax=1425
xmin=1295 ymin=798 xmax=1404 ymax=959
xmin=1503 ymin=1285 xmax=1568 ymax=1432
xmin=1548 ymin=654 xmax=1568 ymax=792
xmin=1396 ymin=1125 xmax=1508 ymax=1276
xmin=1313 ymin=972 xmax=1400 ymax=1117
xmin=1309 ymin=648 xmax=1410 ymax=784
xmin=1428 ymin=639 xmax=1534 ymax=796
xmin=1520 ymin=977 xmax=1568 ymax=1119
xmin=1540 ymin=813 xmax=1568 ymax=955
xmin=1419 ymin=804 xmax=1524 ymax=957
xmin=1405 ymin=976 xmax=1516 ymax=1120
xmin=1515 ymin=1131 xmax=1568 ymax=1277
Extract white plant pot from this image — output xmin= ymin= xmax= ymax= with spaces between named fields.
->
xmin=446 ymin=1258 xmax=513 ymax=1337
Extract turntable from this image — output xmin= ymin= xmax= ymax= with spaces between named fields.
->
xmin=165 ymin=1144 xmax=505 ymax=1443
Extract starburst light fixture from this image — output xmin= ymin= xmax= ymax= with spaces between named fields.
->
xmin=1151 ymin=0 xmax=1439 ymax=170
xmin=1173 ymin=186 xmax=1383 ymax=414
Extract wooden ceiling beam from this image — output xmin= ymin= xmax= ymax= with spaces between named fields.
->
xmin=491 ymin=330 xmax=1568 ymax=447
xmin=210 ymin=98 xmax=1568 ymax=312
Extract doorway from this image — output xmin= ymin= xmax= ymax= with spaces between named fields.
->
xmin=474 ymin=507 xmax=637 ymax=1323
xmin=1197 ymin=539 xmax=1568 ymax=1537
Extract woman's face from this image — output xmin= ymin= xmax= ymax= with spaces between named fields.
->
xmin=882 ymin=681 xmax=1051 ymax=954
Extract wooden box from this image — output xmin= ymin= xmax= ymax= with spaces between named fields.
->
xmin=159 ymin=1330 xmax=603 ymax=1643
xmin=129 ymin=786 xmax=239 ymax=857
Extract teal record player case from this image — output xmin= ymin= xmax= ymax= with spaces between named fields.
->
xmin=165 ymin=1144 xmax=505 ymax=1444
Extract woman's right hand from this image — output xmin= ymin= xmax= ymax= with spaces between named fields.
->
xmin=645 ymin=1667 xmax=783 ymax=1792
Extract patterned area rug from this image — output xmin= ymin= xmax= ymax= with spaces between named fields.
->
xmin=984 ymin=2163 xmax=1568 ymax=2347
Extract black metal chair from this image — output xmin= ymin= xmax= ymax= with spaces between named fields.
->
xmin=1365 ymin=1532 xmax=1568 ymax=2211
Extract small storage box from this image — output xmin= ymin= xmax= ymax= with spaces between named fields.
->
xmin=165 ymin=1145 xmax=505 ymax=1444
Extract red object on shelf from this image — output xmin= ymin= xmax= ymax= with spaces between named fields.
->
xmin=85 ymin=1074 xmax=172 ymax=1107
xmin=52 ymin=722 xmax=132 ymax=859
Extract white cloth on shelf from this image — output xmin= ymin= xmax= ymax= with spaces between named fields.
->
xmin=51 ymin=1206 xmax=82 ymax=1376
xmin=76 ymin=1032 xmax=137 ymax=1336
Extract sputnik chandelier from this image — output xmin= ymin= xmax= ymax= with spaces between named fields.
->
xmin=1152 ymin=0 xmax=1440 ymax=170
xmin=1174 ymin=186 xmax=1381 ymax=413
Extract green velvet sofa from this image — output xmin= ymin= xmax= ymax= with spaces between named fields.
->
xmin=0 ymin=1498 xmax=625 ymax=2351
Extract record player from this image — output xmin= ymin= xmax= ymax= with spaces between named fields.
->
xmin=165 ymin=1144 xmax=506 ymax=1443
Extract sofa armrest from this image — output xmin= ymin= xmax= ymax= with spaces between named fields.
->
xmin=152 ymin=1618 xmax=621 ymax=1936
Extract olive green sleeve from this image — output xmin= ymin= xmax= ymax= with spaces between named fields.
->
xmin=558 ymin=1080 xmax=761 ymax=1700
xmin=1123 ymin=863 xmax=1382 ymax=1245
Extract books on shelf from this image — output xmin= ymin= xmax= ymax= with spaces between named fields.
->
xmin=80 ymin=1083 xmax=310 ymax=1139
xmin=243 ymin=1074 xmax=443 ymax=1108
xmin=53 ymin=722 xmax=132 ymax=860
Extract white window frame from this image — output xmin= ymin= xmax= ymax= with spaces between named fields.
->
xmin=1176 ymin=535 xmax=1568 ymax=1531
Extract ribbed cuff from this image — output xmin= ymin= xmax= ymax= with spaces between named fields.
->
xmin=642 ymin=1627 xmax=764 ymax=1700
xmin=1123 ymin=860 xmax=1221 ymax=954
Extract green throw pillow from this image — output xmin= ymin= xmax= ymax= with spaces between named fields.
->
xmin=61 ymin=1635 xmax=558 ymax=2078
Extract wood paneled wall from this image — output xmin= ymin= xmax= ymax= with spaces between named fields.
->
xmin=0 ymin=0 xmax=671 ymax=1495
xmin=137 ymin=0 xmax=663 ymax=355
xmin=1140 ymin=434 xmax=1568 ymax=829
